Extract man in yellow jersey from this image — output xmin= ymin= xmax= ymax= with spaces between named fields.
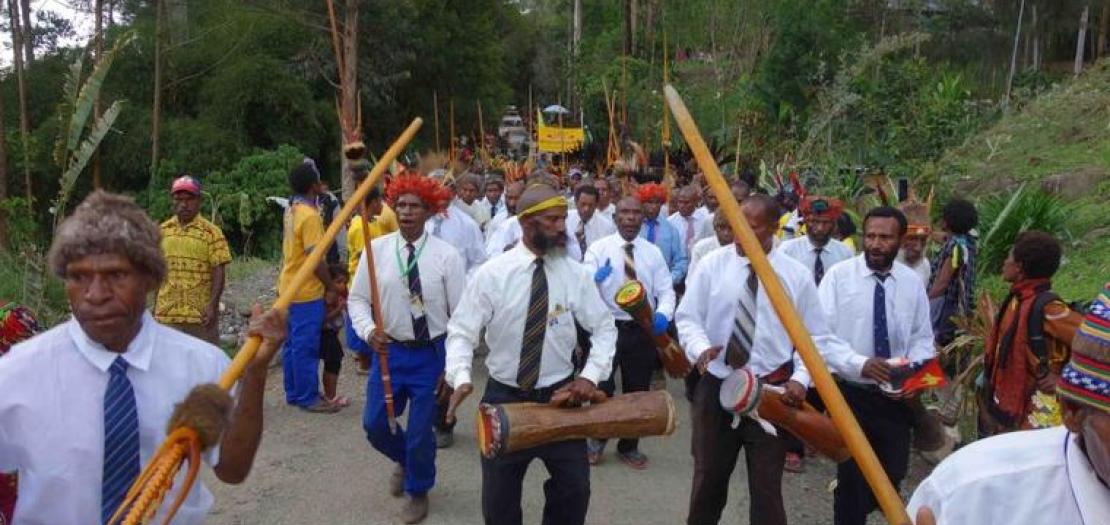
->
xmin=345 ymin=159 xmax=399 ymax=374
xmin=279 ymin=159 xmax=341 ymax=413
xmin=155 ymin=176 xmax=231 ymax=345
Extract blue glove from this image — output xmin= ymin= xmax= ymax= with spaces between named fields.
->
xmin=594 ymin=258 xmax=613 ymax=283
xmin=652 ymin=312 xmax=669 ymax=336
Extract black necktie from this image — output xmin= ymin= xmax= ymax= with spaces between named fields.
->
xmin=873 ymin=272 xmax=891 ymax=359
xmin=814 ymin=247 xmax=825 ymax=285
xmin=517 ymin=258 xmax=548 ymax=390
xmin=407 ymin=243 xmax=430 ymax=341
xmin=623 ymin=242 xmax=638 ymax=281
xmin=576 ymin=219 xmax=587 ymax=256
xmin=725 ymin=270 xmax=758 ymax=368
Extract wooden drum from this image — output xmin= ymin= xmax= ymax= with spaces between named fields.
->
xmin=476 ymin=390 xmax=677 ymax=459
xmin=614 ymin=280 xmax=693 ymax=378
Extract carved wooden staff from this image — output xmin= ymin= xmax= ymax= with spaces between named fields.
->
xmin=359 ymin=202 xmax=398 ymax=434
xmin=108 ymin=119 xmax=423 ymax=525
xmin=664 ymin=85 xmax=912 ymax=525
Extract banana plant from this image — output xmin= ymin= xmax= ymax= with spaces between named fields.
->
xmin=51 ymin=31 xmax=136 ymax=231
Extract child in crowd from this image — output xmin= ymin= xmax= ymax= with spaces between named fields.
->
xmin=322 ymin=264 xmax=350 ymax=408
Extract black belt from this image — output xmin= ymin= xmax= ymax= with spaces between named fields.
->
xmin=388 ymin=333 xmax=446 ymax=348
xmin=836 ymin=378 xmax=885 ymax=395
xmin=486 ymin=376 xmax=572 ymax=404
xmin=615 ymin=319 xmax=639 ymax=329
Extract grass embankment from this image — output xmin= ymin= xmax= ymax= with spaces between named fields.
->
xmin=932 ymin=60 xmax=1110 ymax=302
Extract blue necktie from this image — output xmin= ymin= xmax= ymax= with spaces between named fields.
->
xmin=873 ymin=273 xmax=891 ymax=359
xmin=102 ymin=356 xmax=140 ymax=524
xmin=646 ymin=220 xmax=657 ymax=243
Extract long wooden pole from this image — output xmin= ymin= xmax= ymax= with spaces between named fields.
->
xmin=219 ymin=118 xmax=423 ymax=390
xmin=449 ymin=99 xmax=456 ymax=165
xmin=664 ymin=85 xmax=911 ymax=525
xmin=360 ymin=205 xmax=397 ymax=433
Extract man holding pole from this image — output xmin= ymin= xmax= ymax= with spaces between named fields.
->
xmin=444 ymin=183 xmax=618 ymax=525
xmin=676 ymin=194 xmax=856 ymax=525
xmin=816 ymin=206 xmax=935 ymax=525
xmin=349 ymin=172 xmax=466 ymax=524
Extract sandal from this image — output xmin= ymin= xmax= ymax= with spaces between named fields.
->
xmin=327 ymin=395 xmax=351 ymax=408
xmin=300 ymin=399 xmax=341 ymax=414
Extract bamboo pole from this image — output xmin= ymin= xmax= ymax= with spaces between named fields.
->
xmin=449 ymin=99 xmax=456 ymax=165
xmin=664 ymin=85 xmax=911 ymax=525
xmin=360 ymin=206 xmax=397 ymax=433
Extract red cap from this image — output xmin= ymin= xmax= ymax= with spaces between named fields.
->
xmin=171 ymin=176 xmax=202 ymax=195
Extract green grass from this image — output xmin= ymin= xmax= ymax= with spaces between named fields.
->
xmin=0 ymin=250 xmax=69 ymax=326
xmin=227 ymin=256 xmax=278 ymax=282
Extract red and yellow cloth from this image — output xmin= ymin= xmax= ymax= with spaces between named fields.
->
xmin=155 ymin=216 xmax=232 ymax=324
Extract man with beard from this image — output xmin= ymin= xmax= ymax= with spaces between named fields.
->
xmin=444 ymin=183 xmax=617 ymax=525
xmin=779 ymin=196 xmax=854 ymax=287
xmin=565 ymin=184 xmax=616 ymax=263
xmin=908 ymin=283 xmax=1110 ymax=524
xmin=349 ymin=172 xmax=466 ymax=523
xmin=816 ymin=206 xmax=935 ymax=525
xmin=583 ymin=196 xmax=674 ymax=469
xmin=154 ymin=176 xmax=231 ymax=345
xmin=676 ymin=194 xmax=856 ymax=525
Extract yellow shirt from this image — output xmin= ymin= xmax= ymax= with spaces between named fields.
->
xmin=279 ymin=201 xmax=326 ymax=303
xmin=346 ymin=204 xmax=399 ymax=281
xmin=155 ymin=216 xmax=232 ymax=324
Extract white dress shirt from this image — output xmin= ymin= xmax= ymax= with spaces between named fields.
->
xmin=478 ymin=196 xmax=502 ymax=224
xmin=486 ymin=208 xmax=511 ymax=242
xmin=694 ymin=210 xmax=718 ymax=241
xmin=778 ymin=236 xmax=854 ymax=280
xmin=583 ymin=234 xmax=675 ymax=322
xmin=348 ymin=231 xmax=466 ymax=342
xmin=454 ymin=197 xmax=491 ymax=229
xmin=676 ymin=247 xmax=853 ymax=386
xmin=668 ymin=211 xmax=709 ymax=254
xmin=897 ymin=252 xmax=932 ymax=286
xmin=485 ymin=216 xmax=522 ymax=258
xmin=596 ymin=202 xmax=616 ymax=222
xmin=0 ymin=313 xmax=229 ymax=525
xmin=565 ymin=209 xmax=617 ymax=262
xmin=427 ymin=202 xmax=487 ymax=274
xmin=908 ymin=426 xmax=1109 ymax=525
xmin=688 ymin=236 xmax=726 ymax=276
xmin=816 ymin=255 xmax=935 ymax=383
xmin=446 ymin=244 xmax=618 ymax=389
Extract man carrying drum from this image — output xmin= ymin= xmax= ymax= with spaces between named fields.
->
xmin=583 ymin=196 xmax=675 ymax=469
xmin=444 ymin=183 xmax=618 ymax=525
xmin=675 ymin=194 xmax=855 ymax=525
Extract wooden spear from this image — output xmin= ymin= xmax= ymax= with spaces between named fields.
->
xmin=359 ymin=202 xmax=398 ymax=434
xmin=663 ymin=85 xmax=912 ymax=525
xmin=109 ymin=118 xmax=424 ymax=525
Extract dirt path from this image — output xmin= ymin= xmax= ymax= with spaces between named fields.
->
xmin=205 ymin=362 xmax=926 ymax=524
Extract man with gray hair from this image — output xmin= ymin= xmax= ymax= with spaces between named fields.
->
xmin=0 ymin=191 xmax=286 ymax=523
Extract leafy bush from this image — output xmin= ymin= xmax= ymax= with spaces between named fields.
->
xmin=976 ymin=184 xmax=1071 ymax=274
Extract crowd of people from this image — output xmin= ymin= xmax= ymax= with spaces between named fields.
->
xmin=0 ymin=150 xmax=1106 ymax=525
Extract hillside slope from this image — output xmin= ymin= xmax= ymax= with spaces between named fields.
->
xmin=930 ymin=60 xmax=1110 ymax=301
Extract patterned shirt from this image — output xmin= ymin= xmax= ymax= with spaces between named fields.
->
xmin=155 ymin=216 xmax=231 ymax=324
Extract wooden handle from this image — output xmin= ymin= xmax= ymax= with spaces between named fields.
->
xmin=217 ymin=118 xmax=423 ymax=391
xmin=664 ymin=85 xmax=911 ymax=525
xmin=360 ymin=202 xmax=397 ymax=432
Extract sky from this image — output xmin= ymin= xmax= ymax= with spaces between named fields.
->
xmin=1 ymin=0 xmax=95 ymax=66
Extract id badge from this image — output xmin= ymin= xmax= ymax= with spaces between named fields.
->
xmin=409 ymin=293 xmax=426 ymax=318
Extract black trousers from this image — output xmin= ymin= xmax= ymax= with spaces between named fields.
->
xmin=598 ymin=321 xmax=657 ymax=453
xmin=687 ymin=374 xmax=788 ymax=525
xmin=833 ymin=382 xmax=913 ymax=525
xmin=480 ymin=378 xmax=590 ymax=525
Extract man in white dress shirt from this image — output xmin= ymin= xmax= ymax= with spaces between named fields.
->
xmin=907 ymin=286 xmax=1110 ymax=525
xmin=688 ymin=213 xmax=732 ymax=276
xmin=676 ymin=194 xmax=855 ymax=525
xmin=565 ymin=184 xmax=616 ymax=262
xmin=583 ymin=196 xmax=675 ymax=469
xmin=695 ymin=180 xmax=750 ymax=242
xmin=779 ymin=196 xmax=854 ymax=286
xmin=348 ymin=174 xmax=466 ymax=524
xmin=444 ymin=184 xmax=618 ymax=525
xmin=593 ymin=176 xmax=617 ymax=221
xmin=0 ymin=191 xmax=284 ymax=525
xmin=816 ymin=206 xmax=935 ymax=525
xmin=668 ymin=185 xmax=709 ymax=259
xmin=453 ymin=173 xmax=491 ymax=229
xmin=426 ymin=170 xmax=487 ymax=274
xmin=477 ymin=174 xmax=505 ymax=224
xmin=485 ymin=181 xmax=525 ymax=243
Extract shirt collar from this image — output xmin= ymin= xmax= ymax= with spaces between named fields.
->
xmin=854 ymin=254 xmax=896 ymax=281
xmin=66 ymin=311 xmax=156 ymax=373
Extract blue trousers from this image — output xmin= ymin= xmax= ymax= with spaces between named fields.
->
xmin=282 ymin=299 xmax=325 ymax=407
xmin=364 ymin=339 xmax=445 ymax=496
xmin=344 ymin=313 xmax=371 ymax=355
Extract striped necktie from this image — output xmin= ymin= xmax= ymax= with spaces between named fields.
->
xmin=623 ymin=242 xmax=638 ymax=281
xmin=813 ymin=247 xmax=825 ymax=285
xmin=102 ymin=356 xmax=140 ymax=524
xmin=873 ymin=272 xmax=891 ymax=359
xmin=725 ymin=270 xmax=758 ymax=368
xmin=575 ymin=218 xmax=587 ymax=257
xmin=407 ymin=243 xmax=430 ymax=341
xmin=517 ymin=257 xmax=548 ymax=390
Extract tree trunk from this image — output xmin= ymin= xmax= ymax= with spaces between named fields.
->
xmin=1005 ymin=0 xmax=1026 ymax=104
xmin=92 ymin=0 xmax=104 ymax=189
xmin=8 ymin=0 xmax=32 ymax=205
xmin=0 ymin=79 xmax=9 ymax=250
xmin=19 ymin=0 xmax=31 ymax=64
xmin=339 ymin=0 xmax=359 ymax=201
xmin=151 ymin=0 xmax=164 ymax=174
xmin=1098 ymin=2 xmax=1109 ymax=59
xmin=623 ymin=0 xmax=632 ymax=57
xmin=1032 ymin=4 xmax=1041 ymax=71
xmin=1075 ymin=4 xmax=1090 ymax=76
